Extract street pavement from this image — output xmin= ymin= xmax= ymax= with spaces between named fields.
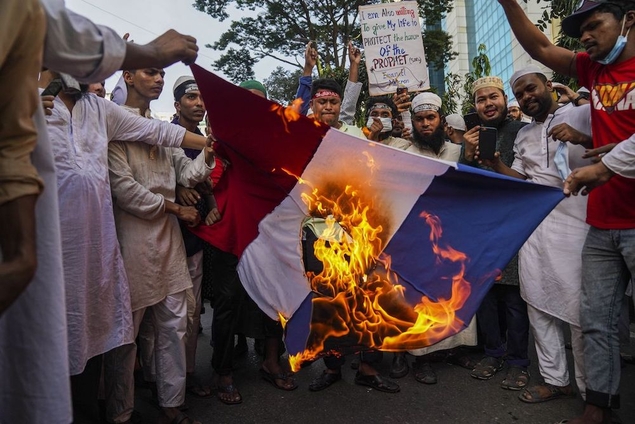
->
xmin=133 ymin=304 xmax=635 ymax=424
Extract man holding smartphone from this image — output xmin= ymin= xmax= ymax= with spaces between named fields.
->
xmin=463 ymin=76 xmax=531 ymax=392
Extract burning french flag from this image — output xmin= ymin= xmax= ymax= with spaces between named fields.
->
xmin=190 ymin=65 xmax=563 ymax=369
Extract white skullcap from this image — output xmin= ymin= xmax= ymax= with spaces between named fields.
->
xmin=411 ymin=92 xmax=442 ymax=113
xmin=509 ymin=65 xmax=547 ymax=89
xmin=445 ymin=114 xmax=466 ymax=131
xmin=508 ymin=99 xmax=520 ymax=108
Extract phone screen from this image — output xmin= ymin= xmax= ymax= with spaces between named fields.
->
xmin=479 ymin=127 xmax=498 ymax=160
xmin=463 ymin=112 xmax=480 ymax=130
xmin=396 ymin=87 xmax=408 ymax=95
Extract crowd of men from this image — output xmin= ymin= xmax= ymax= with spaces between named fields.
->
xmin=1 ymin=0 xmax=634 ymax=424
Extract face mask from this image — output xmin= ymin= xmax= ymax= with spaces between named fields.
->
xmin=553 ymin=141 xmax=571 ymax=180
xmin=366 ymin=117 xmax=393 ymax=133
xmin=598 ymin=19 xmax=631 ymax=65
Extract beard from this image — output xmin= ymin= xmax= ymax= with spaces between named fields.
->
xmin=412 ymin=125 xmax=446 ymax=154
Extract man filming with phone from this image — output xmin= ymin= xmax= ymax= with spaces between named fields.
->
xmin=462 ymin=75 xmax=532 ymax=392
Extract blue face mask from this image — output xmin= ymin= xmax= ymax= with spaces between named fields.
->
xmin=598 ymin=19 xmax=631 ymax=65
xmin=553 ymin=141 xmax=571 ymax=180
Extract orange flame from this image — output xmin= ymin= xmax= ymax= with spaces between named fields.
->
xmin=287 ymin=175 xmax=473 ymax=371
xmin=269 ymin=98 xmax=322 ymax=132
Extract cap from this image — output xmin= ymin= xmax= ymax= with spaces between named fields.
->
xmin=471 ymin=76 xmax=504 ymax=96
xmin=508 ymin=99 xmax=520 ymax=109
xmin=411 ymin=92 xmax=442 ymax=113
xmin=509 ymin=65 xmax=547 ymax=89
xmin=239 ymin=80 xmax=268 ymax=99
xmin=562 ymin=0 xmax=612 ymax=38
xmin=445 ymin=114 xmax=466 ymax=131
xmin=173 ymin=76 xmax=197 ymax=101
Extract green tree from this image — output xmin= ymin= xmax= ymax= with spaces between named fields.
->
xmin=460 ymin=43 xmax=492 ymax=113
xmin=528 ymin=0 xmax=584 ymax=87
xmin=194 ymin=0 xmax=457 ymax=78
xmin=263 ymin=67 xmax=302 ymax=105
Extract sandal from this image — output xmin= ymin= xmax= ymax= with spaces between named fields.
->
xmin=501 ymin=366 xmax=529 ymax=391
xmin=216 ymin=383 xmax=242 ymax=405
xmin=446 ymin=352 xmax=478 ymax=370
xmin=259 ymin=368 xmax=298 ymax=391
xmin=354 ymin=373 xmax=400 ymax=393
xmin=309 ymin=370 xmax=341 ymax=391
xmin=518 ymin=383 xmax=575 ymax=403
xmin=470 ymin=356 xmax=504 ymax=380
xmin=413 ymin=362 xmax=437 ymax=385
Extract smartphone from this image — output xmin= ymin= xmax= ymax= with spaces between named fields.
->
xmin=41 ymin=78 xmax=64 ymax=97
xmin=396 ymin=86 xmax=408 ymax=96
xmin=479 ymin=127 xmax=498 ymax=160
xmin=463 ymin=112 xmax=481 ymax=130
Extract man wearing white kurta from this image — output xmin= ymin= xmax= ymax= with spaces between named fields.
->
xmin=487 ymin=66 xmax=592 ymax=403
xmin=106 ymin=67 xmax=213 ymax=424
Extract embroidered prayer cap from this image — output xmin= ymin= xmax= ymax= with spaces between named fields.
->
xmin=471 ymin=76 xmax=504 ymax=96
xmin=562 ymin=0 xmax=616 ymax=38
xmin=173 ymin=76 xmax=198 ymax=101
xmin=509 ymin=65 xmax=547 ymax=89
xmin=445 ymin=114 xmax=466 ymax=131
xmin=239 ymin=79 xmax=268 ymax=99
xmin=411 ymin=92 xmax=442 ymax=113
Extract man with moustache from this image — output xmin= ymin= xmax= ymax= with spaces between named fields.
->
xmin=399 ymin=92 xmax=462 ymax=161
xmin=464 ymin=76 xmax=530 ymax=392
xmin=498 ymin=1 xmax=635 ymax=421
xmin=479 ymin=65 xmax=593 ymax=404
xmin=390 ymin=92 xmax=476 ymax=384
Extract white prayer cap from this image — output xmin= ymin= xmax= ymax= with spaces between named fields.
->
xmin=508 ymin=99 xmax=520 ymax=108
xmin=411 ymin=92 xmax=442 ymax=113
xmin=445 ymin=114 xmax=466 ymax=131
xmin=509 ymin=65 xmax=547 ymax=89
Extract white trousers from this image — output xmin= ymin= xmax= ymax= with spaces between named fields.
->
xmin=104 ymin=290 xmax=188 ymax=423
xmin=185 ymin=251 xmax=204 ymax=374
xmin=527 ymin=304 xmax=586 ymax=398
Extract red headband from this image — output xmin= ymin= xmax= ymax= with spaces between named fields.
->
xmin=313 ymin=90 xmax=341 ymax=100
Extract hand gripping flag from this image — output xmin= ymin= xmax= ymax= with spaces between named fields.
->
xmin=190 ymin=65 xmax=564 ymax=369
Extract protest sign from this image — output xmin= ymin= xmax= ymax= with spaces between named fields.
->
xmin=359 ymin=2 xmax=429 ymax=96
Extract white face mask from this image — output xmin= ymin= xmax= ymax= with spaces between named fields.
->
xmin=366 ymin=116 xmax=393 ymax=133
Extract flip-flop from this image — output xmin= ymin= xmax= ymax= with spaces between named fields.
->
xmin=259 ymin=368 xmax=298 ymax=391
xmin=216 ymin=384 xmax=242 ymax=405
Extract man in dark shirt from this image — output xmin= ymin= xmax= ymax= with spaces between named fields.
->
xmin=464 ymin=76 xmax=530 ymax=392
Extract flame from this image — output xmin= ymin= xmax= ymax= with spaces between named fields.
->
xmin=287 ymin=175 xmax=473 ymax=371
xmin=270 ymin=98 xmax=322 ymax=133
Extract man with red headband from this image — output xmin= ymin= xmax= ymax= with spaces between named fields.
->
xmin=498 ymin=0 xmax=635 ymax=422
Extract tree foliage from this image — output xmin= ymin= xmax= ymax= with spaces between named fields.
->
xmin=194 ymin=0 xmax=456 ymax=80
xmin=528 ymin=0 xmax=584 ymax=87
xmin=263 ymin=67 xmax=302 ymax=105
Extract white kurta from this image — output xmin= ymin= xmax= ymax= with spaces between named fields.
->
xmin=512 ymin=104 xmax=592 ymax=326
xmin=108 ymin=122 xmax=212 ymax=312
xmin=45 ymin=93 xmax=187 ymax=375
xmin=0 ymin=1 xmax=127 ymax=422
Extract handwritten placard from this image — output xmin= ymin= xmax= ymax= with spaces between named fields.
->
xmin=359 ymin=2 xmax=429 ymax=96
